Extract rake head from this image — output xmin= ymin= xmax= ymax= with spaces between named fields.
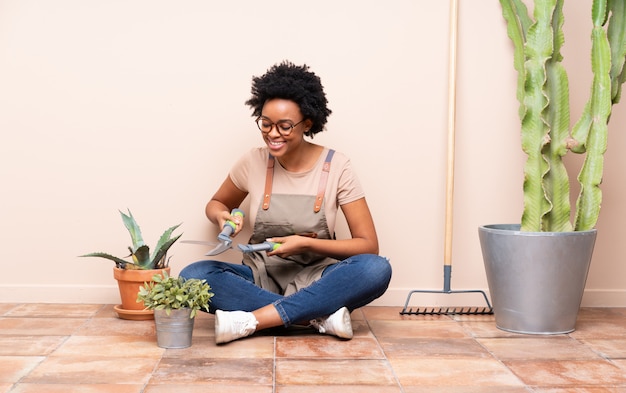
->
xmin=400 ymin=287 xmax=494 ymax=316
xmin=400 ymin=306 xmax=493 ymax=316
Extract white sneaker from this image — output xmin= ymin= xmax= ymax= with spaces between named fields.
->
xmin=214 ymin=310 xmax=258 ymax=344
xmin=310 ymin=307 xmax=353 ymax=339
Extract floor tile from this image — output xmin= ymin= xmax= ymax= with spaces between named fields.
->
xmin=450 ymin=313 xmax=497 ymax=322
xmin=145 ymin=385 xmax=273 ymax=393
xmin=10 ymin=384 xmax=144 ymax=393
xmin=363 ymin=306 xmax=417 ymax=320
xmin=577 ymin=307 xmax=626 ymax=320
xmin=163 ymin=336 xmax=274 ymax=359
xmin=459 ymin=320 xmax=525 ymax=338
xmin=363 ymin=306 xmax=454 ymax=321
xmin=0 ymin=305 xmax=17 ymax=316
xmin=276 ymin=336 xmax=384 ymax=359
xmin=277 ymin=386 xmax=402 ymax=392
xmin=276 ymin=359 xmax=397 ymax=385
xmin=0 ymin=335 xmax=66 ymax=356
xmin=348 ymin=308 xmax=365 ymax=320
xmin=0 ymin=317 xmax=85 ymax=336
xmin=611 ymin=308 xmax=626 ymax=318
xmin=368 ymin=319 xmax=469 ymax=338
xmin=22 ymin=356 xmax=158 ymax=384
xmin=150 ymin=357 xmax=273 ymax=385
xmin=92 ymin=304 xmax=124 ymax=318
xmin=581 ymin=339 xmax=626 ymax=359
xmin=0 ymin=356 xmax=44 ymax=383
xmin=188 ymin=314 xmax=214 ymax=337
xmin=5 ymin=304 xmax=102 ymax=318
xmin=380 ymin=337 xmax=492 ymax=358
xmin=611 ymin=358 xmax=626 ymax=372
xmin=388 ymin=357 xmax=524 ymax=387
xmin=350 ymin=319 xmax=376 ymax=338
xmin=259 ymin=321 xmax=373 ymax=339
xmin=532 ymin=388 xmax=626 ymax=393
xmin=51 ymin=335 xmax=164 ymax=358
xmin=403 ymin=387 xmax=530 ymax=393
xmin=478 ymin=336 xmax=601 ymax=360
xmin=75 ymin=316 xmax=156 ymax=337
xmin=95 ymin=304 xmax=215 ymax=321
xmin=504 ymin=359 xmax=626 ymax=386
xmin=1 ymin=304 xmax=625 ymax=391
xmin=570 ymin=318 xmax=626 ymax=339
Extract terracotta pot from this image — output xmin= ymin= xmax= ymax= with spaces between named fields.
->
xmin=113 ymin=267 xmax=170 ymax=313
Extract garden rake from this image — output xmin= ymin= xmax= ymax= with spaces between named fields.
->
xmin=400 ymin=0 xmax=492 ymax=316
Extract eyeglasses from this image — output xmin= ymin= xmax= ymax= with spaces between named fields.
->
xmin=256 ymin=117 xmax=305 ymax=137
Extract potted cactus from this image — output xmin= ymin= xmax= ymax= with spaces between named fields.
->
xmin=137 ymin=271 xmax=214 ymax=348
xmin=479 ymin=0 xmax=626 ymax=334
xmin=80 ymin=209 xmax=182 ymax=320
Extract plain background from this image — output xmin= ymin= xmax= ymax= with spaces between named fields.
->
xmin=1 ymin=0 xmax=625 ymax=307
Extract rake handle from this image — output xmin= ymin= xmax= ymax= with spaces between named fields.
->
xmin=444 ymin=0 xmax=458 ymax=268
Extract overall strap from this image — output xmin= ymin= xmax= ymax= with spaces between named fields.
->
xmin=262 ymin=154 xmax=275 ymax=210
xmin=262 ymin=149 xmax=335 ymax=212
xmin=314 ymin=149 xmax=335 ymax=213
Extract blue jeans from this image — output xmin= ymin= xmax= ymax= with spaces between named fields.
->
xmin=179 ymin=254 xmax=392 ymax=327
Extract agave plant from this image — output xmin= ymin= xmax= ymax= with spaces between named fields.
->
xmin=80 ymin=209 xmax=182 ymax=269
xmin=501 ymin=0 xmax=626 ymax=232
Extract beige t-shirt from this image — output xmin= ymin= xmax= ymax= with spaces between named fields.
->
xmin=229 ymin=146 xmax=365 ymax=235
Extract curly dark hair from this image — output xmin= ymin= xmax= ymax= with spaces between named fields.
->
xmin=245 ymin=61 xmax=332 ymax=137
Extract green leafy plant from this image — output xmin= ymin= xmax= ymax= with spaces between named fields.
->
xmin=80 ymin=209 xmax=182 ymax=269
xmin=137 ymin=271 xmax=214 ymax=318
xmin=501 ymin=0 xmax=626 ymax=231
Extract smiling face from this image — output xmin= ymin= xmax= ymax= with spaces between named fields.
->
xmin=259 ymin=98 xmax=311 ymax=158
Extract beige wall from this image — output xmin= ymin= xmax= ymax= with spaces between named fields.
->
xmin=1 ymin=0 xmax=625 ymax=307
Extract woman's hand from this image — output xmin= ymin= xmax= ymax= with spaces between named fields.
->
xmin=268 ymin=198 xmax=379 ymax=260
xmin=266 ymin=198 xmax=379 ymax=260
xmin=216 ymin=209 xmax=245 ymax=238
xmin=266 ymin=235 xmax=312 ymax=258
xmin=206 ymin=175 xmax=248 ymax=238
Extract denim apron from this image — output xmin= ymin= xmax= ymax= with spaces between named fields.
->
xmin=242 ymin=149 xmax=339 ymax=296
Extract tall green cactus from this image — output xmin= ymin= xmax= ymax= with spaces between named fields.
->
xmin=500 ymin=0 xmax=626 ymax=232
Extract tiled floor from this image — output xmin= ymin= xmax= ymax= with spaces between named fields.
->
xmin=1 ymin=304 xmax=626 ymax=392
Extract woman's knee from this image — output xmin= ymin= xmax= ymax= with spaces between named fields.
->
xmin=328 ymin=254 xmax=392 ymax=285
xmin=179 ymin=261 xmax=202 ymax=280
xmin=179 ymin=260 xmax=222 ymax=280
xmin=358 ymin=254 xmax=392 ymax=282
xmin=180 ymin=260 xmax=254 ymax=283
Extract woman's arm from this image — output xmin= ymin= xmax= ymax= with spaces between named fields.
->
xmin=268 ymin=197 xmax=379 ymax=260
xmin=205 ymin=175 xmax=248 ymax=235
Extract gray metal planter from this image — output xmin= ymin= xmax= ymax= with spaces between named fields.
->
xmin=478 ymin=224 xmax=596 ymax=334
xmin=154 ymin=308 xmax=195 ymax=348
